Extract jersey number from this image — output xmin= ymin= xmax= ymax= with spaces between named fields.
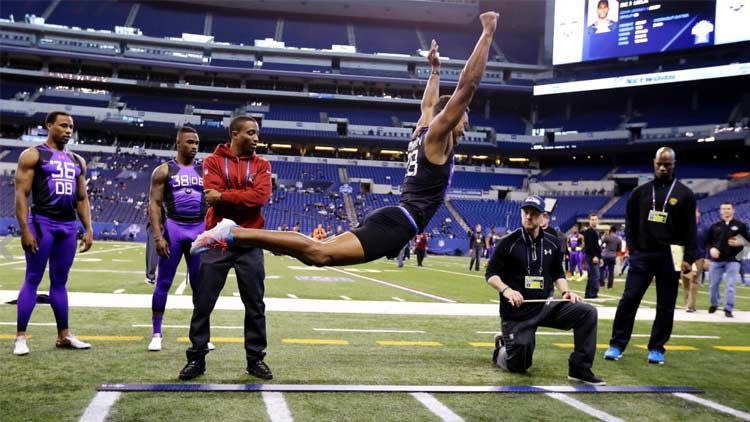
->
xmin=50 ymin=160 xmax=76 ymax=196
xmin=405 ymin=150 xmax=419 ymax=177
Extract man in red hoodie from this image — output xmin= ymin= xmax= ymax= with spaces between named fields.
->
xmin=179 ymin=116 xmax=273 ymax=381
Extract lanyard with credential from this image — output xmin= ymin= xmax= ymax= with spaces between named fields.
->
xmin=523 ymin=231 xmax=543 ymax=276
xmin=224 ymin=157 xmax=252 ymax=188
xmin=651 ymin=178 xmax=677 ymax=211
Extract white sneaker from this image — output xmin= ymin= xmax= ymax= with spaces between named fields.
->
xmin=148 ymin=334 xmax=162 ymax=351
xmin=208 ymin=342 xmax=215 ymax=351
xmin=13 ymin=337 xmax=29 ymax=356
xmin=56 ymin=335 xmax=91 ymax=349
xmin=190 ymin=219 xmax=238 ymax=255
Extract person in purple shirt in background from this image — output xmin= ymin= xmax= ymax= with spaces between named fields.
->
xmin=13 ymin=111 xmax=94 ymax=356
xmin=147 ymin=127 xmax=207 ymax=351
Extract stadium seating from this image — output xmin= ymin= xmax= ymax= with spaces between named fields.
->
xmin=538 ymin=165 xmax=611 ymax=182
xmin=47 ymin=0 xmax=130 ymax=30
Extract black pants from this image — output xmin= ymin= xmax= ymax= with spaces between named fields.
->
xmin=603 ymin=257 xmax=616 ymax=288
xmin=496 ymin=301 xmax=598 ymax=372
xmin=584 ymin=255 xmax=601 ymax=298
xmin=416 ymin=249 xmax=425 ymax=266
xmin=609 ymin=250 xmax=679 ymax=354
xmin=469 ymin=247 xmax=483 ymax=271
xmin=145 ymin=225 xmax=158 ymax=281
xmin=187 ymin=247 xmax=267 ymax=362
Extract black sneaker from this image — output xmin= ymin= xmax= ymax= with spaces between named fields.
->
xmin=246 ymin=359 xmax=273 ymax=380
xmin=725 ymin=310 xmax=734 ymax=318
xmin=568 ymin=366 xmax=606 ymax=386
xmin=179 ymin=360 xmax=206 ymax=380
xmin=491 ymin=332 xmax=504 ymax=364
xmin=708 ymin=306 xmax=718 ymax=314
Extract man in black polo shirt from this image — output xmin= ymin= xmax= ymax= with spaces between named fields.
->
xmin=605 ymin=147 xmax=696 ymax=365
xmin=706 ymin=202 xmax=750 ymax=318
xmin=487 ymin=195 xmax=604 ymax=385
xmin=583 ymin=213 xmax=603 ymax=298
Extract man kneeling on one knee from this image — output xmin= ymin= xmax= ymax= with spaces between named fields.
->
xmin=486 ymin=196 xmax=605 ymax=385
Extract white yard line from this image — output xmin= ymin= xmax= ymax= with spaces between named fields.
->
xmin=313 ymin=328 xmax=426 ymax=334
xmin=339 ymin=296 xmax=352 ymax=301
xmin=673 ymin=393 xmax=750 ymax=420
xmin=113 ymin=289 xmax=125 ymax=294
xmin=132 ymin=324 xmax=245 ymax=329
xmin=79 ymin=391 xmax=121 ymax=422
xmin=410 ymin=393 xmax=465 ymax=422
xmin=545 ymin=393 xmax=623 ymax=422
xmin=420 ymin=267 xmax=484 ymax=279
xmin=0 ymin=245 xmax=141 ymax=267
xmin=392 ymin=297 xmax=405 ymax=302
xmin=175 ymin=278 xmax=188 ymax=295
xmin=287 ymin=294 xmax=299 ymax=299
xmin=327 ymin=267 xmax=457 ymax=303
xmin=262 ymin=392 xmax=294 ymax=422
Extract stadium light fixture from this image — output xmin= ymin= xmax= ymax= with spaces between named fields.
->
xmin=271 ymin=144 xmax=292 ymax=149
xmin=380 ymin=150 xmax=403 ymax=155
xmin=508 ymin=157 xmax=529 ymax=162
xmin=338 ymin=147 xmax=358 ymax=152
xmin=472 ymin=155 xmax=488 ymax=160
xmin=315 ymin=146 xmax=335 ymax=151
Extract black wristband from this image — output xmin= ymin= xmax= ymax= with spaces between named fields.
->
xmin=561 ymin=291 xmax=569 ymax=297
xmin=500 ymin=287 xmax=509 ymax=295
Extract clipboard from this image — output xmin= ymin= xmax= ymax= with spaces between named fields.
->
xmin=670 ymin=244 xmax=684 ymax=272
xmin=734 ymin=235 xmax=750 ymax=260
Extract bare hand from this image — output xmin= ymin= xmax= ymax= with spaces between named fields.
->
xmin=710 ymin=247 xmax=720 ymax=260
xmin=205 ymin=189 xmax=222 ymax=206
xmin=592 ymin=257 xmax=599 ymax=265
xmin=79 ymin=230 xmax=93 ymax=253
xmin=480 ymin=11 xmax=499 ymax=34
xmin=427 ymin=39 xmax=440 ymax=69
xmin=155 ymin=238 xmax=170 ymax=258
xmin=502 ymin=288 xmax=524 ymax=307
xmin=681 ymin=261 xmax=692 ymax=274
xmin=21 ymin=229 xmax=38 ymax=254
xmin=728 ymin=236 xmax=742 ymax=247
xmin=563 ymin=291 xmax=582 ymax=304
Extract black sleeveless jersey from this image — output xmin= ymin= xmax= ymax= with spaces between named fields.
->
xmin=398 ymin=127 xmax=455 ymax=231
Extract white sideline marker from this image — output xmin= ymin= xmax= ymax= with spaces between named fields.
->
xmin=410 ymin=393 xmax=465 ymax=422
xmin=262 ymin=392 xmax=294 ymax=422
xmin=287 ymin=294 xmax=299 ymax=299
xmin=175 ymin=278 xmax=188 ymax=295
xmin=79 ymin=391 xmax=121 ymax=422
xmin=0 ymin=245 xmax=141 ymax=267
xmin=673 ymin=393 xmax=750 ymax=421
xmin=545 ymin=393 xmax=623 ymax=422
xmin=340 ymin=296 xmax=352 ymax=300
xmin=327 ymin=267 xmax=456 ymax=303
xmin=113 ymin=289 xmax=125 ymax=294
xmin=392 ymin=297 xmax=406 ymax=302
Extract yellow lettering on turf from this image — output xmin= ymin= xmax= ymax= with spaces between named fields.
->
xmin=713 ymin=346 xmax=750 ymax=352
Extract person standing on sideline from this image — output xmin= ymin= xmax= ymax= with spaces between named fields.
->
xmin=13 ymin=111 xmax=94 ymax=356
xmin=706 ymin=202 xmax=749 ymax=318
xmin=601 ymin=226 xmax=623 ymax=289
xmin=415 ymin=233 xmax=428 ymax=267
xmin=468 ymin=224 xmax=485 ymax=271
xmin=487 ymin=195 xmax=604 ymax=385
xmin=681 ymin=209 xmax=707 ymax=312
xmin=179 ymin=116 xmax=273 ymax=381
xmin=583 ymin=214 xmax=602 ymax=298
xmin=567 ymin=224 xmax=585 ymax=281
xmin=604 ymin=147 xmax=696 ymax=365
xmin=148 ymin=127 xmax=206 ymax=351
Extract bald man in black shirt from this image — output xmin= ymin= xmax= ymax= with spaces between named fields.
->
xmin=604 ymin=147 xmax=696 ymax=365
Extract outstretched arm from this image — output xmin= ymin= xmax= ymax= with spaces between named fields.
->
xmin=425 ymin=12 xmax=498 ymax=155
xmin=414 ymin=39 xmax=441 ymax=135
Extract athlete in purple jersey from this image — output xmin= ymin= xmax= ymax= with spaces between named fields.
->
xmin=568 ymin=225 xmax=586 ymax=281
xmin=147 ymin=127 xmax=206 ymax=351
xmin=190 ymin=12 xmax=500 ymax=265
xmin=13 ymin=111 xmax=94 ymax=356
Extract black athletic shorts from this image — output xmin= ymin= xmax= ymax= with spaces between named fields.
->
xmin=351 ymin=206 xmax=419 ymax=263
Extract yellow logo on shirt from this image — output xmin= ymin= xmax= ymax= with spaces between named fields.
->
xmin=669 ymin=197 xmax=678 ymax=206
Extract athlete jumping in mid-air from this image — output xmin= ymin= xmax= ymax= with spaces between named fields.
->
xmin=191 ymin=12 xmax=500 ymax=266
